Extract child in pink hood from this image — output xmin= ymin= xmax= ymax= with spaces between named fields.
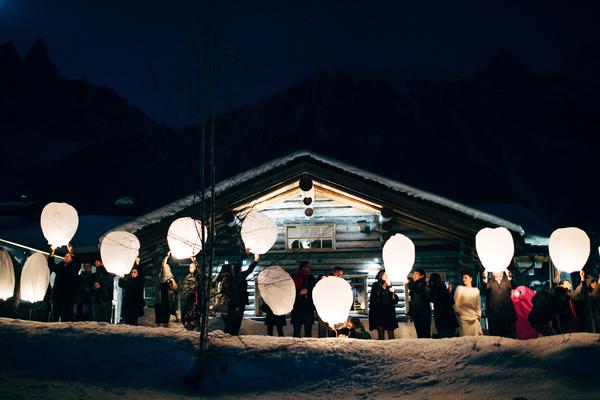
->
xmin=511 ymin=285 xmax=539 ymax=340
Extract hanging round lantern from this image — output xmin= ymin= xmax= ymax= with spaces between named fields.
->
xmin=40 ymin=202 xmax=79 ymax=248
xmin=257 ymin=266 xmax=295 ymax=316
xmin=549 ymin=227 xmax=590 ymax=273
xmin=100 ymin=231 xmax=140 ymax=277
xmin=0 ymin=249 xmax=16 ymax=300
xmin=312 ymin=276 xmax=353 ymax=328
xmin=382 ymin=233 xmax=415 ymax=282
xmin=20 ymin=253 xmax=50 ymax=302
xmin=475 ymin=227 xmax=515 ymax=273
xmin=167 ymin=217 xmax=207 ymax=259
xmin=241 ymin=212 xmax=278 ymax=255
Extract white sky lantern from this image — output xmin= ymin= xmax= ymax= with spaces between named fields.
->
xmin=382 ymin=233 xmax=415 ymax=282
xmin=0 ymin=250 xmax=15 ymax=300
xmin=475 ymin=227 xmax=515 ymax=273
xmin=257 ymin=266 xmax=296 ymax=315
xmin=312 ymin=276 xmax=354 ymax=328
xmin=40 ymin=202 xmax=79 ymax=248
xmin=20 ymin=253 xmax=50 ymax=302
xmin=100 ymin=231 xmax=140 ymax=277
xmin=241 ymin=212 xmax=278 ymax=255
xmin=549 ymin=227 xmax=590 ymax=273
xmin=167 ymin=217 xmax=206 ymax=259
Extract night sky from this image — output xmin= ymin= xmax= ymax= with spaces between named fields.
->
xmin=2 ymin=1 xmax=599 ymax=127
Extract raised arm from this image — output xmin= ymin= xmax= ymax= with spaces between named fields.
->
xmin=241 ymin=253 xmax=260 ymax=279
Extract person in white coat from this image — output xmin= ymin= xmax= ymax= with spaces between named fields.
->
xmin=454 ymin=271 xmax=483 ymax=336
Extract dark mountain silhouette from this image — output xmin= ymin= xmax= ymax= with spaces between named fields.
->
xmin=0 ymin=39 xmax=168 ymax=205
xmin=1 ymin=40 xmax=598 ymax=233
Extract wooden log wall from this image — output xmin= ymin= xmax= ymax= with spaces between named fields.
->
xmin=139 ymin=194 xmax=463 ymax=321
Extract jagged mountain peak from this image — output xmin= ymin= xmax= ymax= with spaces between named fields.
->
xmin=0 ymin=41 xmax=20 ymax=66
xmin=473 ymin=51 xmax=538 ymax=92
xmin=22 ymin=38 xmax=60 ymax=79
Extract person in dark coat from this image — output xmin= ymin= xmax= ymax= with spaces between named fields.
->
xmin=118 ymin=266 xmax=145 ymax=325
xmin=75 ymin=261 xmax=94 ymax=321
xmin=180 ymin=261 xmax=198 ymax=331
xmin=572 ymin=271 xmax=597 ymax=333
xmin=155 ymin=252 xmax=178 ymax=327
xmin=482 ymin=269 xmax=516 ymax=338
xmin=368 ymin=269 xmax=399 ymax=340
xmin=338 ymin=317 xmax=371 ymax=339
xmin=291 ymin=261 xmax=317 ymax=338
xmin=91 ymin=258 xmax=115 ymax=323
xmin=47 ymin=244 xmax=80 ymax=322
xmin=260 ymin=300 xmax=286 ymax=336
xmin=590 ymin=279 xmax=600 ymax=332
xmin=407 ymin=268 xmax=432 ymax=338
xmin=553 ymin=280 xmax=579 ymax=333
xmin=429 ymin=273 xmax=458 ymax=338
xmin=528 ymin=288 xmax=558 ymax=336
xmin=220 ymin=253 xmax=259 ymax=335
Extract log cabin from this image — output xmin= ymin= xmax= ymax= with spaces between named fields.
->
xmin=108 ymin=150 xmax=549 ymax=320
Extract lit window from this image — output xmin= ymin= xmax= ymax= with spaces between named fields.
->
xmin=285 ymin=225 xmax=335 ymax=251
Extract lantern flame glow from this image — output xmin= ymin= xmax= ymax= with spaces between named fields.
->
xmin=20 ymin=253 xmax=50 ymax=302
xmin=312 ymin=276 xmax=354 ymax=328
xmin=549 ymin=227 xmax=590 ymax=273
xmin=100 ymin=231 xmax=140 ymax=277
xmin=382 ymin=233 xmax=415 ymax=282
xmin=241 ymin=212 xmax=278 ymax=255
xmin=475 ymin=227 xmax=515 ymax=273
xmin=167 ymin=217 xmax=206 ymax=259
xmin=40 ymin=202 xmax=79 ymax=248
xmin=0 ymin=249 xmax=15 ymax=300
xmin=257 ymin=266 xmax=295 ymax=315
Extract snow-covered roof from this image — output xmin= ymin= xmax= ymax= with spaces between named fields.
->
xmin=112 ymin=150 xmax=525 ymax=235
xmin=473 ymin=204 xmax=551 ymax=246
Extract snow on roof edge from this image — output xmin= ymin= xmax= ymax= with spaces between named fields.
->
xmin=110 ymin=150 xmax=525 ymax=236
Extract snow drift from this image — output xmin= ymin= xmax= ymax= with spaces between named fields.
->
xmin=0 ymin=317 xmax=599 ymax=399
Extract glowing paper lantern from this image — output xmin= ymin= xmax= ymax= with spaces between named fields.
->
xmin=549 ymin=227 xmax=590 ymax=273
xmin=0 ymin=249 xmax=15 ymax=300
xmin=241 ymin=212 xmax=278 ymax=255
xmin=313 ymin=276 xmax=353 ymax=328
xmin=100 ymin=231 xmax=140 ymax=277
xmin=257 ymin=266 xmax=295 ymax=315
xmin=20 ymin=253 xmax=50 ymax=302
xmin=475 ymin=227 xmax=515 ymax=273
xmin=382 ymin=233 xmax=415 ymax=282
xmin=40 ymin=202 xmax=79 ymax=248
xmin=167 ymin=217 xmax=207 ymax=259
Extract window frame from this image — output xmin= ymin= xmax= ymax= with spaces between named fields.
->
xmin=284 ymin=224 xmax=336 ymax=252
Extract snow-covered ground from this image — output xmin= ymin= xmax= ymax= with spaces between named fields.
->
xmin=1 ymin=317 xmax=599 ymax=400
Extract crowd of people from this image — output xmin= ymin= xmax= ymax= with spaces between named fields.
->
xmin=3 ymin=244 xmax=599 ymax=340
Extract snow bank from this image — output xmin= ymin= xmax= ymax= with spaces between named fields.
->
xmin=1 ymin=318 xmax=599 ymax=399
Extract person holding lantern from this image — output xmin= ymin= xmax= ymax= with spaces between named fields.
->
xmin=368 ymin=269 xmax=399 ymax=340
xmin=155 ymin=251 xmax=178 ymax=327
xmin=118 ymin=266 xmax=145 ymax=325
xmin=482 ymin=269 xmax=516 ymax=338
xmin=571 ymin=270 xmax=598 ymax=333
xmin=47 ymin=243 xmax=80 ymax=322
xmin=220 ymin=251 xmax=260 ymax=335
xmin=291 ymin=261 xmax=317 ymax=337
